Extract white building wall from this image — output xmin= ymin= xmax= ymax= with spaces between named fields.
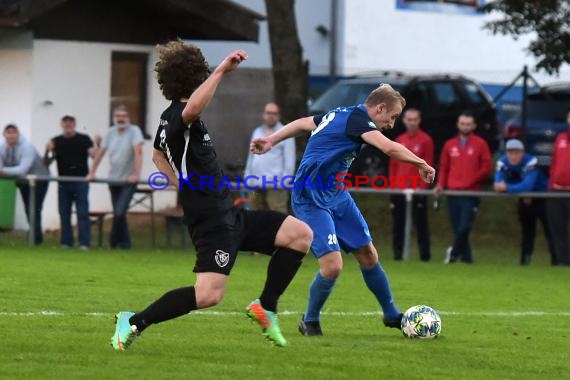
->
xmin=339 ymin=0 xmax=570 ymax=84
xmin=0 ymin=31 xmax=34 ymax=229
xmin=193 ymin=0 xmax=333 ymax=76
xmin=14 ymin=39 xmax=173 ymax=232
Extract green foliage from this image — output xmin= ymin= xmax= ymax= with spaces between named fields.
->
xmin=483 ymin=0 xmax=570 ymax=74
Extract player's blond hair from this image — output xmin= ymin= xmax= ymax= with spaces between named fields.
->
xmin=364 ymin=84 xmax=406 ymax=109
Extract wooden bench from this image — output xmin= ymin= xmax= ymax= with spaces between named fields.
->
xmin=89 ymin=211 xmax=110 ymax=247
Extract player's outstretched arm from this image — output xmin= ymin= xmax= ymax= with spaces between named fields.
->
xmin=362 ymin=130 xmax=435 ymax=183
xmin=251 ymin=116 xmax=315 ymax=154
xmin=181 ymin=50 xmax=248 ymax=124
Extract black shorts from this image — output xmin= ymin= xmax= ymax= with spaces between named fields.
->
xmin=188 ymin=207 xmax=288 ymax=275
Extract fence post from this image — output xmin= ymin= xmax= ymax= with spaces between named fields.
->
xmin=402 ymin=188 xmax=413 ymax=260
xmin=27 ymin=175 xmax=37 ymax=246
xmin=150 ymin=192 xmax=155 ymax=247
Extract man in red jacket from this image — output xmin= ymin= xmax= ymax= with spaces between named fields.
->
xmin=390 ymin=109 xmax=434 ymax=261
xmin=546 ymin=110 xmax=570 ymax=266
xmin=436 ymin=111 xmax=492 ymax=263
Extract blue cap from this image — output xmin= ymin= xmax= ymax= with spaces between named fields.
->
xmin=505 ymin=139 xmax=524 ymax=151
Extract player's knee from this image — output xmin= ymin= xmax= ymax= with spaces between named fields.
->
xmin=296 ymin=222 xmax=313 ymax=251
xmin=195 ymin=287 xmax=225 ymax=309
xmin=279 ymin=217 xmax=313 ymax=252
xmin=359 ymin=253 xmax=378 ymax=268
xmin=355 ymin=245 xmax=379 ymax=268
xmin=321 ymin=261 xmax=343 ymax=279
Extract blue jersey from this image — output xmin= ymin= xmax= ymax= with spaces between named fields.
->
xmin=494 ymin=153 xmax=548 ymax=192
xmin=292 ymin=104 xmax=377 ymax=208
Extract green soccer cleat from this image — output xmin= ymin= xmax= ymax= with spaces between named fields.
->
xmin=110 ymin=311 xmax=138 ymax=351
xmin=246 ymin=299 xmax=287 ymax=347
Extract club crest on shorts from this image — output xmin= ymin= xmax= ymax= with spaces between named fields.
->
xmin=215 ymin=249 xmax=230 ymax=268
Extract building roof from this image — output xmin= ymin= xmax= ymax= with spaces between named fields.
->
xmin=0 ymin=0 xmax=264 ymax=43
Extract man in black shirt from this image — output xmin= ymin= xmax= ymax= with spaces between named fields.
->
xmin=110 ymin=40 xmax=312 ymax=350
xmin=45 ymin=115 xmax=98 ymax=249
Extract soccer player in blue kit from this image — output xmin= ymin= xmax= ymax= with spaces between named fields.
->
xmin=251 ymin=84 xmax=436 ymax=335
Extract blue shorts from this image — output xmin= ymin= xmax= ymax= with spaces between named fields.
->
xmin=292 ymin=197 xmax=372 ymax=258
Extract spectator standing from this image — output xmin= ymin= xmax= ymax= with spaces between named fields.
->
xmin=436 ymin=111 xmax=492 ymax=263
xmin=45 ymin=115 xmax=99 ymax=250
xmin=0 ymin=124 xmax=50 ymax=244
xmin=87 ymin=106 xmax=143 ymax=249
xmin=494 ymin=139 xmax=556 ymax=265
xmin=244 ymin=102 xmax=295 ymax=214
xmin=389 ymin=108 xmax=434 ymax=261
xmin=546 ymin=110 xmax=570 ymax=266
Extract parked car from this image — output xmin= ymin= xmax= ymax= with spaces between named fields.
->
xmin=503 ymin=82 xmax=570 ymax=169
xmin=309 ymin=72 xmax=500 ymax=177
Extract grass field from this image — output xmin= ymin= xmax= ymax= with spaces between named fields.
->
xmin=1 ymin=196 xmax=568 ymax=379
xmin=1 ymin=240 xmax=569 ymax=380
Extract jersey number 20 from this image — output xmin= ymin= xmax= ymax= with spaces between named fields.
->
xmin=327 ymin=234 xmax=338 ymax=245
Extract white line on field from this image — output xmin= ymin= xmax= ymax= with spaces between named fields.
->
xmin=1 ymin=310 xmax=569 ymax=317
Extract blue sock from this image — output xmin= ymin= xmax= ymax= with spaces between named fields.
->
xmin=304 ymin=271 xmax=336 ymax=322
xmin=360 ymin=263 xmax=400 ymax=319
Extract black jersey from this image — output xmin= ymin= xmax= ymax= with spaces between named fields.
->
xmin=153 ymin=102 xmax=233 ymax=224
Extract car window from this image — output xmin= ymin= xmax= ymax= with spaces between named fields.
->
xmin=527 ymin=98 xmax=570 ymax=122
xmin=431 ymin=82 xmax=460 ymax=106
xmin=404 ymin=83 xmax=429 ymax=109
xmin=310 ymin=82 xmax=402 ymax=112
xmin=462 ymin=82 xmax=487 ymax=105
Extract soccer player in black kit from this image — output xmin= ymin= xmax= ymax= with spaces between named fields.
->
xmin=110 ymin=40 xmax=312 ymax=350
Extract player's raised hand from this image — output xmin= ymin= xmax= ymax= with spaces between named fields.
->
xmin=216 ymin=50 xmax=248 ymax=73
xmin=250 ymin=137 xmax=273 ymax=155
xmin=419 ymin=163 xmax=436 ymax=184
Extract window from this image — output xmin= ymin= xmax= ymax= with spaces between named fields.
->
xmin=405 ymin=83 xmax=429 ymax=109
xmin=309 ymin=82 xmax=403 ymax=113
xmin=431 ymin=82 xmax=460 ymax=106
xmin=110 ymin=52 xmax=149 ymax=138
xmin=462 ymin=82 xmax=486 ymax=105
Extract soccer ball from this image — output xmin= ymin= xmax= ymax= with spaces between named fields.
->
xmin=401 ymin=305 xmax=442 ymax=339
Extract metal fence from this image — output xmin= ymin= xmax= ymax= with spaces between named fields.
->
xmin=5 ymin=174 xmax=570 ymax=257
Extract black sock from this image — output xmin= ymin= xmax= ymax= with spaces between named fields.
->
xmin=129 ymin=286 xmax=197 ymax=333
xmin=259 ymin=248 xmax=305 ymax=313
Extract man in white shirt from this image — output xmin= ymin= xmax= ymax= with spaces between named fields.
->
xmin=244 ymin=103 xmax=295 ymax=213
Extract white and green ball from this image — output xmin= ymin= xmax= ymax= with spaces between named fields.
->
xmin=401 ymin=305 xmax=442 ymax=339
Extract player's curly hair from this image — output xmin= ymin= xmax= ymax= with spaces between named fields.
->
xmin=155 ymin=39 xmax=211 ymax=101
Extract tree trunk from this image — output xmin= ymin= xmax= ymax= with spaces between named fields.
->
xmin=264 ymin=0 xmax=309 ymax=152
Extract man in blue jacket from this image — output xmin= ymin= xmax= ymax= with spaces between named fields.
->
xmin=494 ymin=139 xmax=556 ymax=265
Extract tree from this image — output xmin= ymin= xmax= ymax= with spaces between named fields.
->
xmin=264 ymin=0 xmax=309 ymax=126
xmin=482 ymin=0 xmax=570 ymax=75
